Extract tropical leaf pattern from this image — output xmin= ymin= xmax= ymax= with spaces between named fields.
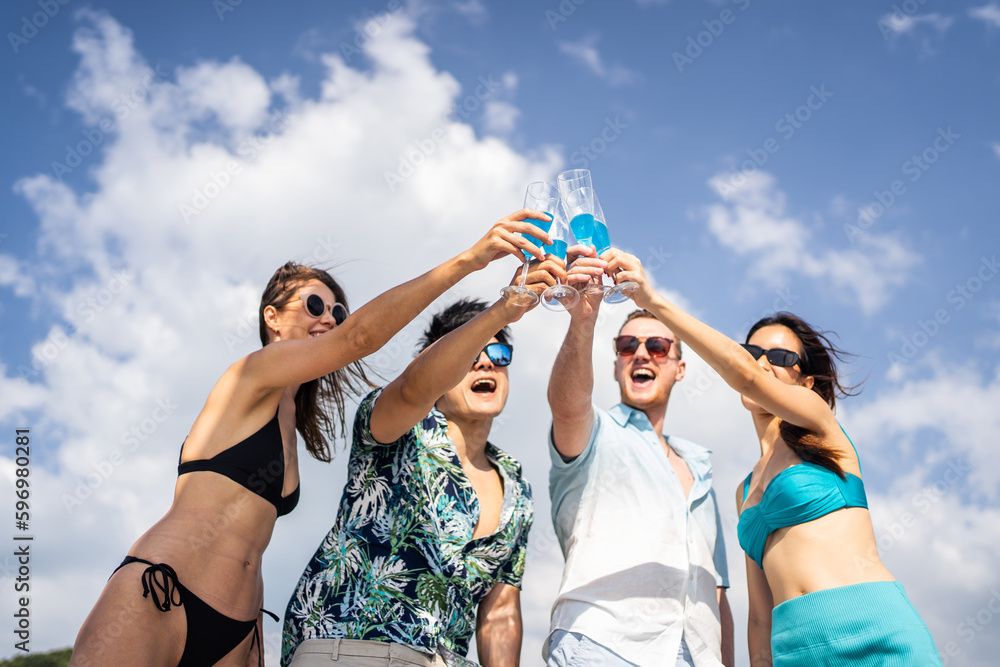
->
xmin=281 ymin=389 xmax=533 ymax=666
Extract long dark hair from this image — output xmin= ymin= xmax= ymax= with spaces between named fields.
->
xmin=259 ymin=261 xmax=373 ymax=462
xmin=746 ymin=312 xmax=859 ymax=476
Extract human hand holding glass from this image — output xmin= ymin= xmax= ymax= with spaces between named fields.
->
xmin=541 ymin=203 xmax=580 ymax=311
xmin=501 ymin=182 xmax=558 ymax=307
xmin=590 ymin=200 xmax=639 ymax=304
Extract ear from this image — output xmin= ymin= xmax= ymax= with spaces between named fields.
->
xmin=674 ymin=359 xmax=686 ymax=382
xmin=263 ymin=305 xmax=280 ymax=336
xmin=801 ymin=374 xmax=815 ymax=390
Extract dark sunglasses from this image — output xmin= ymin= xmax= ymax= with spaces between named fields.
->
xmin=299 ymin=293 xmax=348 ymax=325
xmin=479 ymin=342 xmax=513 ymax=367
xmin=613 ymin=335 xmax=674 ymax=358
xmin=740 ymin=344 xmax=800 ymax=368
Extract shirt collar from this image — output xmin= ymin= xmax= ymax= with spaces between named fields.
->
xmin=607 ymin=403 xmax=713 ymax=465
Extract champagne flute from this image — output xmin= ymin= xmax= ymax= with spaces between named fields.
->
xmin=501 ymin=182 xmax=556 ymax=307
xmin=563 ymin=186 xmax=607 ymax=297
xmin=541 ymin=202 xmax=580 ymax=311
xmin=591 ymin=197 xmax=639 ymax=304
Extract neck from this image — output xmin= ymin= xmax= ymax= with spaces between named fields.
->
xmin=445 ymin=414 xmax=493 ymax=467
xmin=751 ymin=411 xmax=782 ymax=458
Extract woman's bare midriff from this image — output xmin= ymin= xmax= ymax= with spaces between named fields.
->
xmin=126 ymin=473 xmax=280 ymax=620
xmin=762 ymin=507 xmax=896 ymax=605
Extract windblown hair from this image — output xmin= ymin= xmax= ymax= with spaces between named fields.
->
xmin=619 ymin=309 xmax=683 ymax=359
xmin=416 ymin=298 xmax=511 ymax=353
xmin=258 ymin=261 xmax=373 ymax=462
xmin=746 ymin=312 xmax=859 ymax=476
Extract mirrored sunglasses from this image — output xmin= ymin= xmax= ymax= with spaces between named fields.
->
xmin=480 ymin=342 xmax=513 ymax=367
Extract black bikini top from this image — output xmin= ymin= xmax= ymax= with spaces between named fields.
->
xmin=178 ymin=410 xmax=300 ymax=517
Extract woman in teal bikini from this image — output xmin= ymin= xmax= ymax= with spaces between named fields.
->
xmin=582 ymin=248 xmax=943 ymax=666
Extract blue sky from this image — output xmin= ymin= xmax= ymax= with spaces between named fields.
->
xmin=1 ymin=0 xmax=999 ymax=664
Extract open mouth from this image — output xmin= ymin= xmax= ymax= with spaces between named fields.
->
xmin=471 ymin=377 xmax=497 ymax=394
xmin=631 ymin=368 xmax=656 ymax=385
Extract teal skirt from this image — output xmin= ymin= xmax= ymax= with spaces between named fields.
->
xmin=771 ymin=581 xmax=943 ymax=666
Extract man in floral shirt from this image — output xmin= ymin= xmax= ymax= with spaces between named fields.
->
xmin=282 ymin=288 xmax=553 ymax=666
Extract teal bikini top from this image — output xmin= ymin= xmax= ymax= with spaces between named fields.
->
xmin=737 ymin=427 xmax=868 ymax=570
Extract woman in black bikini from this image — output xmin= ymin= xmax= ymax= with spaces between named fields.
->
xmin=69 ymin=210 xmax=558 ymax=667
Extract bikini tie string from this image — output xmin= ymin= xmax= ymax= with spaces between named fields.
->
xmin=139 ymin=562 xmax=183 ymax=612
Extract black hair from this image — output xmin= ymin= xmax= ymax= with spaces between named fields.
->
xmin=746 ymin=312 xmax=860 ymax=476
xmin=417 ymin=298 xmax=511 ymax=353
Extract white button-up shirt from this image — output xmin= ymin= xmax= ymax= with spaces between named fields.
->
xmin=546 ymin=404 xmax=729 ymax=667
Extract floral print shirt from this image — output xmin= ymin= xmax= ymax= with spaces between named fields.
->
xmin=281 ymin=389 xmax=533 ymax=665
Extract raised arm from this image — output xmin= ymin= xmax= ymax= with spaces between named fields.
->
xmin=547 ymin=245 xmax=607 ymax=459
xmin=242 ymin=210 xmax=554 ymax=393
xmin=369 ymin=258 xmax=563 ymax=444
xmin=608 ymin=250 xmax=837 ymax=436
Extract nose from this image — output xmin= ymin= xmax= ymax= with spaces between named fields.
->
xmin=318 ymin=308 xmax=337 ymax=327
xmin=632 ymin=340 xmax=652 ymax=361
xmin=473 ymin=351 xmax=494 ymax=370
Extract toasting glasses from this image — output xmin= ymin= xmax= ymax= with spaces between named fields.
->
xmin=501 ymin=182 xmax=558 ymax=307
xmin=557 ymin=170 xmax=637 ymax=304
xmin=541 ymin=202 xmax=580 ymax=311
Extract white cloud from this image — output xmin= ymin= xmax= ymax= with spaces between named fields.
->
xmin=482 ymin=100 xmax=521 ymax=135
xmin=879 ymin=12 xmax=954 ymax=37
xmin=454 ymin=0 xmax=489 ymax=25
xmin=969 ymin=3 xmax=1000 ymax=28
xmin=991 ymin=142 xmax=1000 ymax=159
xmin=558 ymin=35 xmax=639 ymax=86
xmin=703 ymin=171 xmax=921 ymax=314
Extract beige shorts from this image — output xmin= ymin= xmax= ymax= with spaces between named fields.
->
xmin=288 ymin=639 xmax=449 ymax=667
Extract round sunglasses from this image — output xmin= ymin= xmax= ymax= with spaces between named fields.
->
xmin=740 ymin=343 xmax=800 ymax=368
xmin=298 ymin=293 xmax=348 ymax=326
xmin=479 ymin=342 xmax=513 ymax=367
xmin=613 ymin=335 xmax=674 ymax=358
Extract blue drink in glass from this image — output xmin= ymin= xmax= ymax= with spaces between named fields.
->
xmin=592 ymin=220 xmax=611 ymax=256
xmin=522 ymin=213 xmax=553 ymax=259
xmin=570 ymin=213 xmax=595 ymax=248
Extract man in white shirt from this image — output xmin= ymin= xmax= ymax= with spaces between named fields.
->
xmin=545 ymin=250 xmax=734 ymax=667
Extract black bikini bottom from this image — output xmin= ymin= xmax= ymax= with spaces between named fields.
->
xmin=113 ymin=556 xmax=279 ymax=667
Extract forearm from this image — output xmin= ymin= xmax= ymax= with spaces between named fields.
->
xmin=547 ymin=314 xmax=598 ymax=421
xmin=401 ymin=301 xmax=515 ymax=401
xmin=341 ymin=254 xmax=474 ymax=357
xmin=748 ymin=622 xmax=773 ymax=667
xmin=718 ymin=588 xmax=735 ymax=667
xmin=641 ymin=293 xmax=758 ymax=394
xmin=476 ymin=610 xmax=522 ymax=667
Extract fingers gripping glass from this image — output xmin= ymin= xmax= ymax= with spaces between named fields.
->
xmin=300 ymin=293 xmax=348 ymax=325
xmin=479 ymin=342 xmax=513 ymax=366
xmin=740 ymin=344 xmax=800 ymax=368
xmin=614 ymin=335 xmax=674 ymax=358
xmin=502 ymin=182 xmax=557 ymax=307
